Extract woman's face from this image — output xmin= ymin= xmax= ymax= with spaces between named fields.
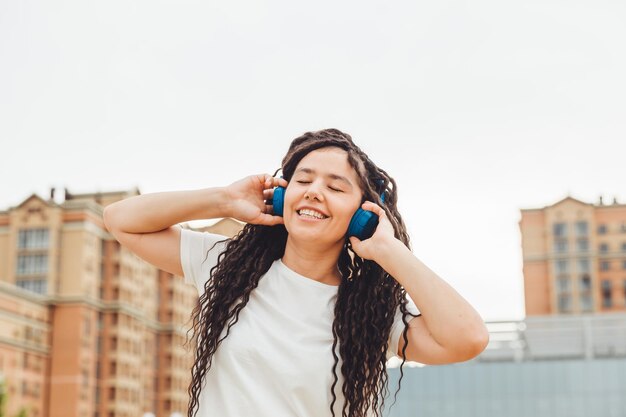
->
xmin=283 ymin=146 xmax=363 ymax=243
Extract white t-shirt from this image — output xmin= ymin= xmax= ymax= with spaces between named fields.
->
xmin=180 ymin=228 xmax=420 ymax=417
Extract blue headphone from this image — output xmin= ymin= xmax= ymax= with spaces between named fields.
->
xmin=272 ymin=178 xmax=386 ymax=240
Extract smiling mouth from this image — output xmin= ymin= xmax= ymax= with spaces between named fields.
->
xmin=296 ymin=210 xmax=329 ymax=220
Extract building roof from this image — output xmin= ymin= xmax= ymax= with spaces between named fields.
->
xmin=15 ymin=193 xmax=60 ymax=209
xmin=520 ymin=194 xmax=625 ymax=212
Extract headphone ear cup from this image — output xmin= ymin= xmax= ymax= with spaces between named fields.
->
xmin=272 ymin=186 xmax=286 ymax=216
xmin=347 ymin=208 xmax=379 ymax=240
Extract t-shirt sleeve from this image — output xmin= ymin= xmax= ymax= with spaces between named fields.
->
xmin=387 ymin=293 xmax=421 ymax=361
xmin=180 ymin=227 xmax=230 ymax=296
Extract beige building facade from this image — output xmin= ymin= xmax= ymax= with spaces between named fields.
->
xmin=0 ymin=188 xmax=243 ymax=417
xmin=520 ymin=195 xmax=626 ymax=316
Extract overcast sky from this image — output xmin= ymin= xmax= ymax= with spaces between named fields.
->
xmin=2 ymin=0 xmax=625 ymax=322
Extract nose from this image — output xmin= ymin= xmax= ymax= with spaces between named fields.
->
xmin=304 ymin=180 xmax=324 ymax=201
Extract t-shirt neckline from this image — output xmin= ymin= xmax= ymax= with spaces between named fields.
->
xmin=276 ymin=259 xmax=340 ymax=291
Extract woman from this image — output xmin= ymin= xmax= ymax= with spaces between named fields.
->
xmin=103 ymin=128 xmax=489 ymax=417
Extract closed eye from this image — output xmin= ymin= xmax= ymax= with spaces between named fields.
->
xmin=296 ymin=180 xmax=343 ymax=192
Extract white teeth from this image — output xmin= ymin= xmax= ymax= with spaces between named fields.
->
xmin=297 ymin=209 xmax=327 ymax=219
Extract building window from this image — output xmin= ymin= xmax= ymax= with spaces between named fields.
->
xmin=577 ymin=239 xmax=589 ymax=252
xmin=579 ymin=274 xmax=592 ymax=291
xmin=558 ymin=293 xmax=572 ymax=312
xmin=575 ymin=221 xmax=588 ymax=236
xmin=18 ymin=229 xmax=49 ymax=249
xmin=599 ymin=243 xmax=609 ymax=254
xmin=553 ymin=223 xmax=567 ymax=237
xmin=600 ymin=261 xmax=611 ymax=271
xmin=578 ymin=259 xmax=590 ymax=273
xmin=554 ymin=239 xmax=568 ymax=253
xmin=622 ymin=242 xmax=626 ymax=253
xmin=16 ymin=279 xmax=47 ymax=295
xmin=555 ymin=260 xmax=569 ymax=274
xmin=16 ymin=254 xmax=48 ymax=275
xmin=598 ymin=224 xmax=608 ymax=234
xmin=557 ymin=277 xmax=570 ymax=291
xmin=580 ymin=293 xmax=593 ymax=311
xmin=601 ymin=280 xmax=612 ymax=307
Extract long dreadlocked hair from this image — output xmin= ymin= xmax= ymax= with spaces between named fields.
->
xmin=185 ymin=128 xmax=419 ymax=417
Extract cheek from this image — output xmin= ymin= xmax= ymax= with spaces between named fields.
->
xmin=282 ymin=189 xmax=299 ymax=218
xmin=282 ymin=187 xmax=293 ymax=207
xmin=336 ymin=202 xmax=360 ymax=222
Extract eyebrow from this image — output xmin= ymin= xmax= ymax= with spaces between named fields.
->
xmin=294 ymin=167 xmax=354 ymax=189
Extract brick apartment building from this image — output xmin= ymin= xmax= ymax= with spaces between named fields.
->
xmin=520 ymin=195 xmax=626 ymax=315
xmin=0 ymin=188 xmax=243 ymax=417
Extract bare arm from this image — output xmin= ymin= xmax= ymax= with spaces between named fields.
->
xmin=102 ymin=187 xmax=231 ymax=277
xmin=349 ymin=201 xmax=489 ymax=364
xmin=102 ymin=175 xmax=287 ymax=277
xmin=103 ymin=187 xmax=231 ymax=233
xmin=378 ymin=238 xmax=489 ymax=363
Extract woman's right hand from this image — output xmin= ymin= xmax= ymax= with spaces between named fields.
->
xmin=224 ymin=174 xmax=289 ymax=226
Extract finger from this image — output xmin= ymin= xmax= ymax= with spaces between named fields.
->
xmin=259 ymin=213 xmax=284 ymax=226
xmin=271 ymin=177 xmax=284 ymax=190
xmin=260 ymin=174 xmax=276 ymax=190
xmin=269 ymin=176 xmax=287 ymax=188
xmin=362 ymin=201 xmax=381 ymax=213
xmin=257 ymin=173 xmax=269 ymax=184
xmin=265 ymin=204 xmax=273 ymax=214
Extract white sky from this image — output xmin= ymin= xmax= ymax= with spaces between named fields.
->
xmin=1 ymin=0 xmax=625 ymax=322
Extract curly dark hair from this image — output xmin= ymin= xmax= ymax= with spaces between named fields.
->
xmin=185 ymin=128 xmax=419 ymax=417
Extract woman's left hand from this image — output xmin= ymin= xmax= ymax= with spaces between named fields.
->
xmin=349 ymin=201 xmax=397 ymax=262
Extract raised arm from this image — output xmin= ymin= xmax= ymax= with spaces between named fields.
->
xmin=102 ymin=174 xmax=288 ymax=277
xmin=102 ymin=187 xmax=231 ymax=277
